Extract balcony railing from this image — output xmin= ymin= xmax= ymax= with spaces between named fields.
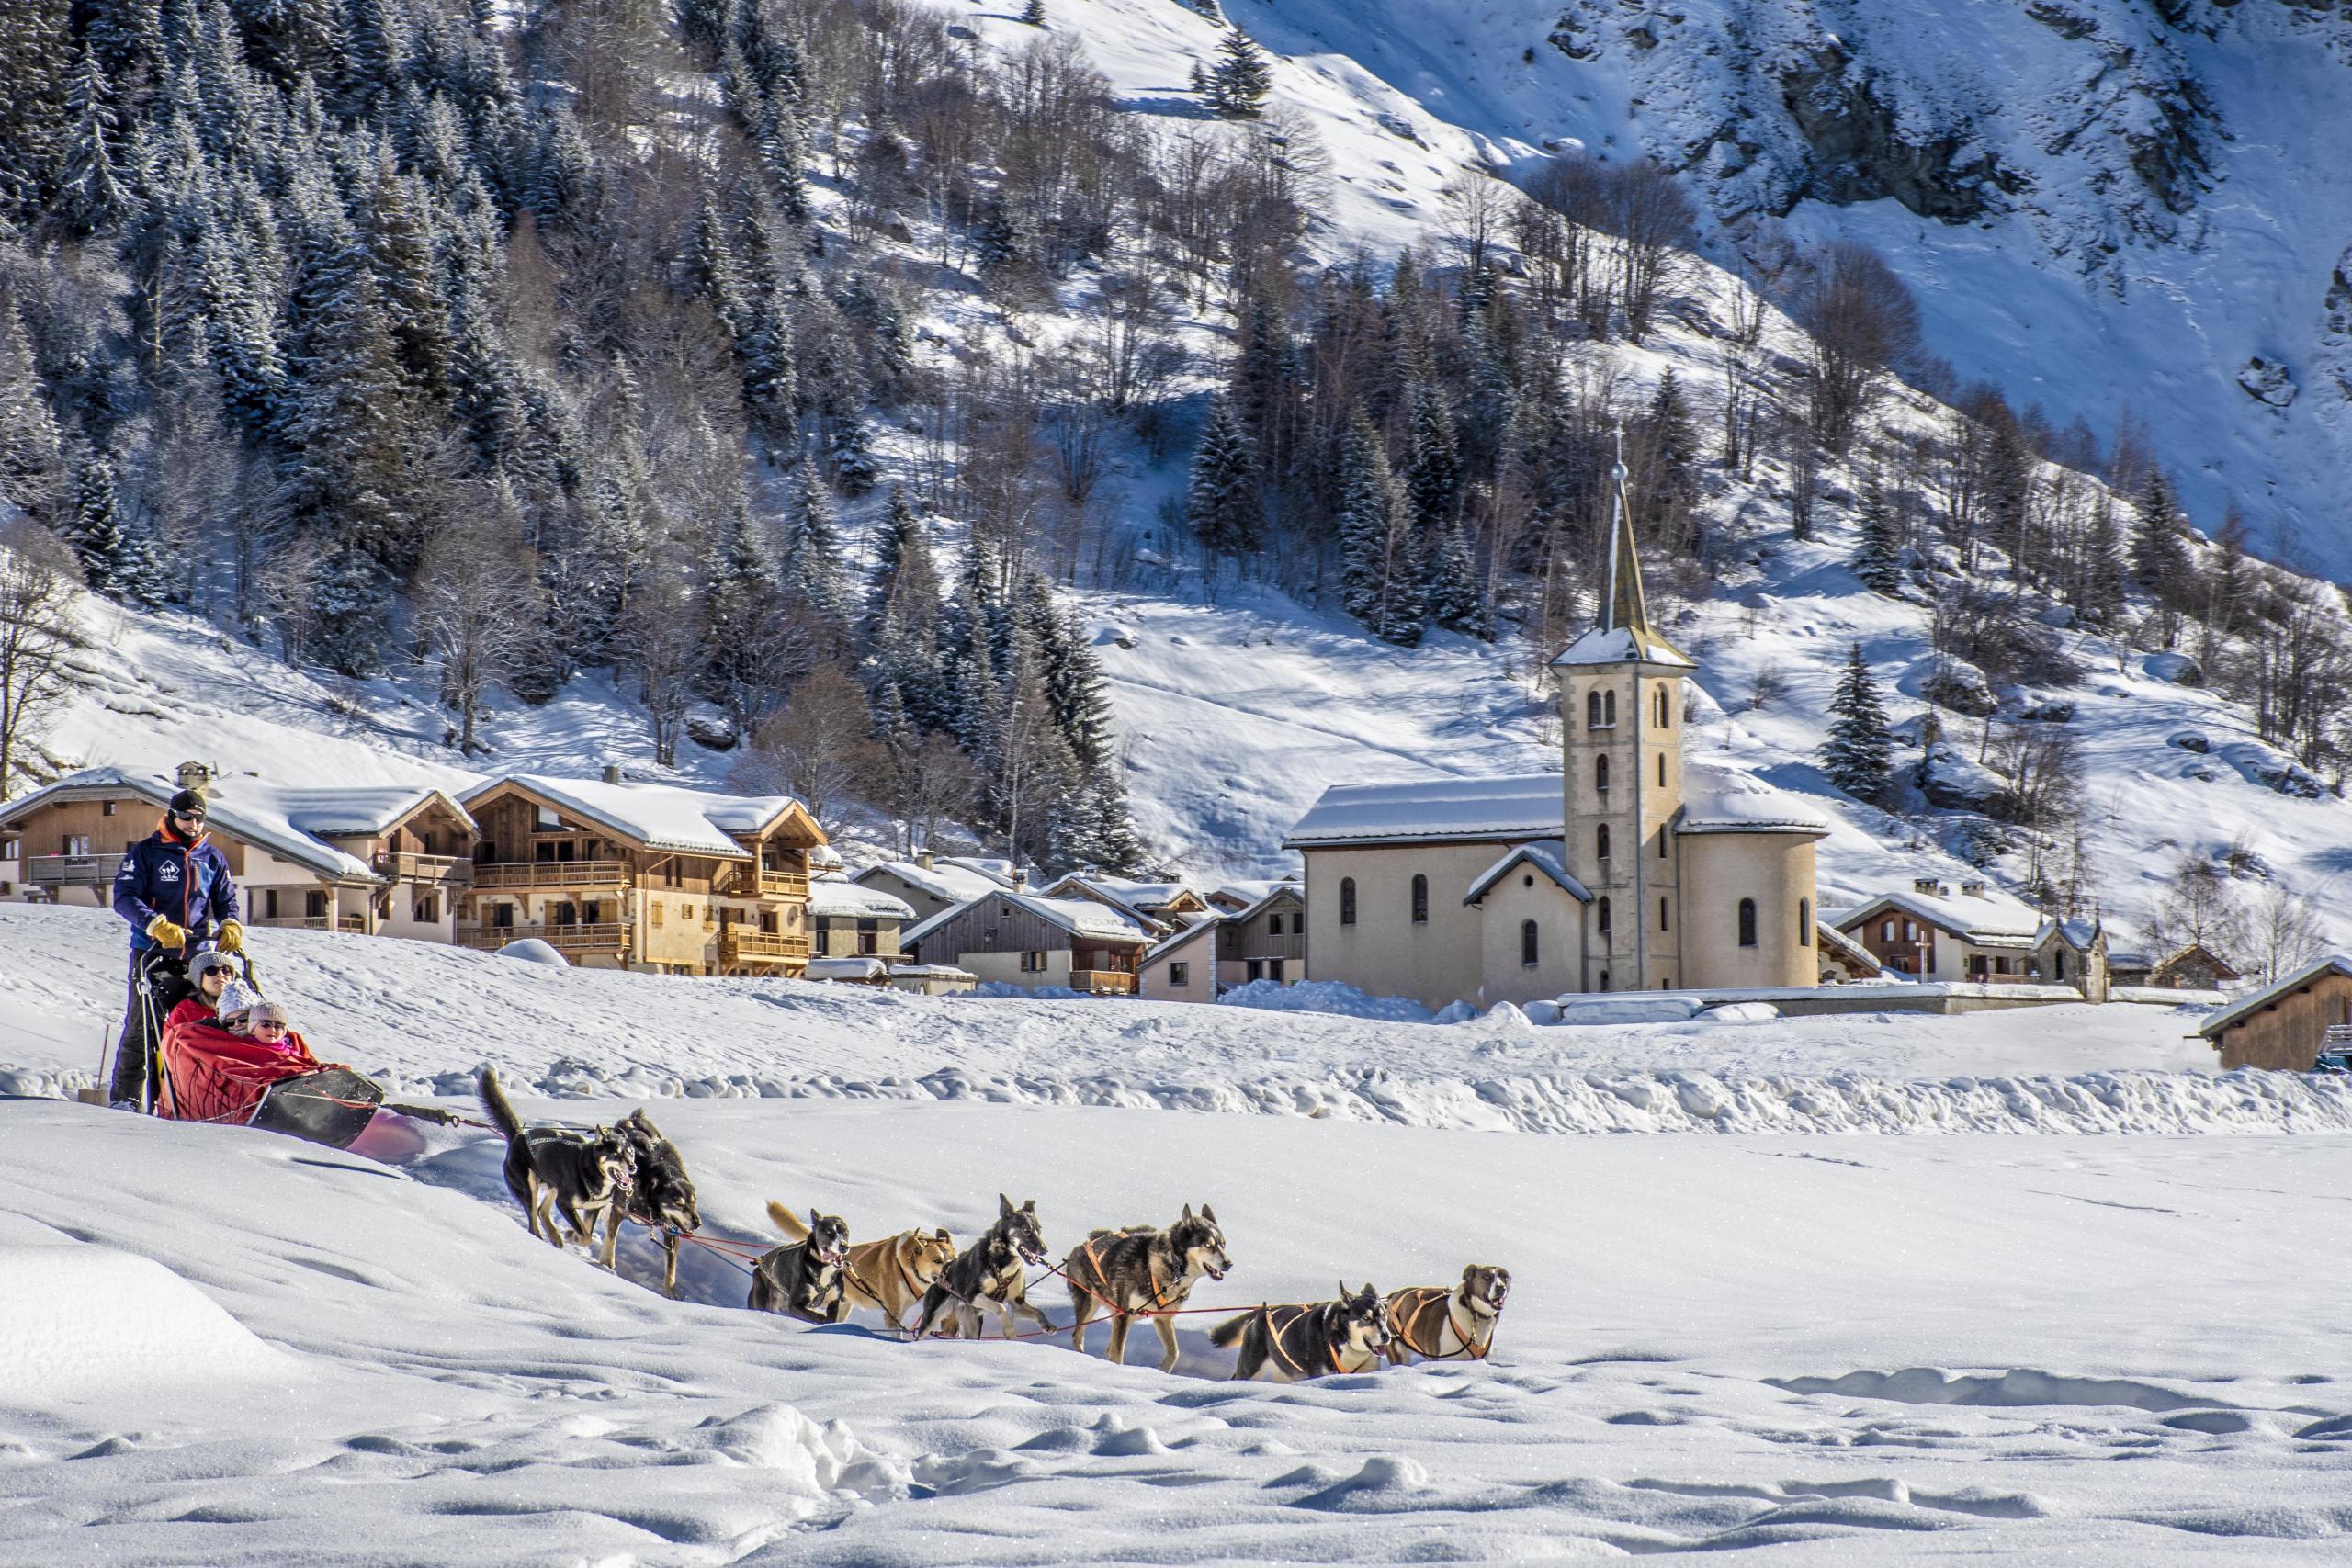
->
xmin=717 ymin=930 xmax=813 ymax=966
xmin=471 ymin=860 xmax=631 ymax=890
xmin=252 ymin=914 xmax=369 ymax=932
xmin=26 ymin=853 xmax=119 ymax=887
xmin=758 ymin=870 xmax=810 ymax=897
xmin=377 ymin=852 xmax=474 ymax=886
xmin=456 ymin=921 xmax=630 ymax=953
xmin=1069 ymin=969 xmax=1138 ymax=995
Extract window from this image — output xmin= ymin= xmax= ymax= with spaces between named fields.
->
xmin=650 ymin=901 xmax=664 ymax=929
xmin=1655 ymin=688 xmax=1669 ymax=728
xmin=1586 ymin=690 xmax=1602 ymax=728
xmin=1799 ymin=898 xmax=1811 ymax=945
xmin=1737 ymin=897 xmax=1758 ymax=948
xmin=1170 ymin=961 xmax=1189 ymax=987
xmin=1596 ymin=824 xmax=1611 ymax=861
xmin=857 ymin=917 xmax=879 ymax=955
xmin=1657 ymin=830 xmax=1667 ymax=859
xmin=2053 ymin=951 xmax=2067 ymax=980
xmin=1021 ymin=951 xmax=1039 ymax=973
xmin=1270 ymin=959 xmax=1284 ymax=982
xmin=1340 ymin=878 xmax=1357 ymax=926
xmin=101 ymin=800 xmax=115 ymax=816
xmin=263 ymin=888 xmax=280 ymax=919
xmin=1269 ymin=913 xmax=1283 ymax=936
xmin=1521 ymin=919 xmax=1539 ymax=967
xmin=1597 ymin=896 xmax=1611 ymax=935
xmin=1600 ymin=969 xmax=1611 ymax=991
xmin=1660 ymin=897 xmax=1669 ymax=931
xmin=413 ymin=895 xmax=438 ymax=924
xmin=1594 ymin=756 xmax=1610 ymax=794
xmin=1246 ymin=959 xmax=1264 ymax=981
xmin=1603 ymin=690 xmax=1618 ymax=726
xmin=1881 ymin=919 xmax=1894 ymax=942
xmin=305 ymin=890 xmax=327 ymax=919
xmin=492 ymin=902 xmax=514 ymax=930
xmin=1657 ymin=754 xmax=1666 ymax=787
xmin=1410 ymin=874 xmax=1429 ymax=924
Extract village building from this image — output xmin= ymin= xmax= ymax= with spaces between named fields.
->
xmin=0 ymin=763 xmax=477 ymax=942
xmin=1833 ymin=878 xmax=2049 ymax=984
xmin=807 ymin=870 xmax=916 ymax=963
xmin=2198 ymin=956 xmax=2352 ymax=1070
xmin=2031 ymin=916 xmax=2109 ymax=1001
xmin=1815 ymin=921 xmax=1883 ymax=984
xmin=1284 ymin=458 xmax=1829 ymax=1012
xmin=1137 ymin=916 xmax=1219 ymax=1003
xmin=457 ymin=771 xmax=823 ymax=976
xmin=851 ymin=852 xmax=1015 ymax=922
xmin=2110 ymin=942 xmax=2242 ymax=992
xmin=1135 ymin=881 xmax=1310 ymax=1002
xmin=1044 ymin=873 xmax=1213 ymax=935
xmin=902 ymin=887 xmax=1151 ymax=994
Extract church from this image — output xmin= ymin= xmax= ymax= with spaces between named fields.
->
xmin=1283 ymin=454 xmax=1832 ymax=1011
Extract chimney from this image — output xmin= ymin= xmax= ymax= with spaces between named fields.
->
xmin=175 ymin=761 xmax=214 ymax=797
xmin=915 ymin=848 xmax=934 ymax=870
xmin=1011 ymin=866 xmax=1028 ymax=889
xmin=601 ymin=764 xmax=623 ymax=785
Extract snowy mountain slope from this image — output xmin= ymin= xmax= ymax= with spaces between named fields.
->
xmin=1092 ymin=0 xmax=2352 ymax=562
xmin=9 ymin=1089 xmax=2352 ymax=1562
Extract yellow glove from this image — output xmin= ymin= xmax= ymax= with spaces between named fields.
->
xmin=145 ymin=915 xmax=187 ymax=949
xmin=216 ymin=919 xmax=244 ymax=955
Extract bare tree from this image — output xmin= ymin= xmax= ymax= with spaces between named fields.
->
xmin=625 ymin=570 xmax=703 ymax=769
xmin=2144 ymin=852 xmax=2247 ymax=967
xmin=883 ymin=728 xmax=979 ymax=854
xmin=734 ymin=664 xmax=878 ymax=822
xmin=1795 ymin=240 xmax=1922 ymax=454
xmin=416 ymin=487 xmax=546 ymax=756
xmin=0 ymin=521 xmax=86 ymax=799
xmin=1437 ymin=172 xmax=1510 ymax=279
xmin=2247 ymin=882 xmax=2325 ymax=983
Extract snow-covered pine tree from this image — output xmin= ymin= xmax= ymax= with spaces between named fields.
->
xmin=777 ymin=469 xmax=851 ymax=626
xmin=1822 ymin=642 xmax=1894 ymax=804
xmin=1187 ymin=394 xmax=1262 ymax=555
xmin=2129 ymin=467 xmax=2193 ymax=603
xmin=1424 ymin=519 xmax=1484 ymax=637
xmin=1198 ymin=29 xmax=1272 ymax=118
xmin=1852 ymin=479 xmax=1903 ymax=595
xmin=869 ymin=490 xmax=945 ymax=726
xmin=1401 ymin=380 xmax=1461 ymax=531
xmin=2078 ymin=499 xmax=2127 ymax=629
xmin=0 ymin=0 xmax=72 ymax=218
xmin=58 ymin=45 xmax=130 ymax=236
xmin=1021 ymin=0 xmax=1046 ymax=24
xmin=62 ymin=441 xmax=130 ymax=594
xmin=1335 ymin=407 xmax=1424 ymax=646
xmin=0 ymin=301 xmax=62 ymax=520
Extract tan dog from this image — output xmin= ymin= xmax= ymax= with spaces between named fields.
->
xmin=1384 ymin=1264 xmax=1511 ymax=1364
xmin=768 ymin=1201 xmax=956 ymax=1329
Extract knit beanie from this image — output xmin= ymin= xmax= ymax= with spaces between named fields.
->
xmin=215 ymin=979 xmax=264 ymax=1025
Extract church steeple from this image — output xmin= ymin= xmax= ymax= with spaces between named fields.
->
xmin=1569 ymin=429 xmax=1692 ymax=670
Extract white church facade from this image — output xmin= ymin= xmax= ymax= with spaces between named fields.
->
xmin=1283 ymin=456 xmax=1832 ymax=1011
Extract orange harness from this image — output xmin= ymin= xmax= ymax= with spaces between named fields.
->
xmin=1074 ymin=1231 xmax=1177 ymax=1318
xmin=1391 ymin=1288 xmax=1493 ymax=1361
xmin=1256 ymin=1303 xmax=1345 ymax=1379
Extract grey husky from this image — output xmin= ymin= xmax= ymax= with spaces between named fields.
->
xmin=910 ymin=1194 xmax=1055 ymax=1341
xmin=748 ymin=1210 xmax=853 ymax=1322
xmin=604 ymin=1108 xmax=701 ymax=1295
xmin=1211 ymin=1281 xmax=1393 ymax=1381
xmin=1064 ymin=1203 xmax=1231 ymax=1371
xmin=477 ymin=1068 xmax=636 ymax=1262
xmin=1385 ymin=1264 xmax=1511 ymax=1364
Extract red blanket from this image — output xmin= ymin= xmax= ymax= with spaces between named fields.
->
xmin=160 ymin=1010 xmax=324 ymax=1125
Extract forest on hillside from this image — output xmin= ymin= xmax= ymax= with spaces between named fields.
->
xmin=0 ymin=0 xmax=2346 ymax=897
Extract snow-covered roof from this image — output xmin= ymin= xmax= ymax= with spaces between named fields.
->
xmin=1208 ymin=878 xmax=1303 ymax=911
xmin=807 ymin=874 xmax=915 ymax=921
xmin=0 ymin=769 xmax=384 ymax=884
xmin=1675 ymin=765 xmax=1831 ymax=836
xmin=1048 ymin=874 xmax=1200 ymax=911
xmin=2199 ymin=956 xmax=2352 ymax=1041
xmin=1835 ymin=883 xmax=2047 ymax=948
xmin=855 ymin=857 xmax=1017 ymax=903
xmin=940 ymin=855 xmax=1018 ymax=884
xmin=808 ymin=844 xmax=844 ymax=870
xmin=269 ymin=786 xmax=476 ymax=840
xmin=1143 ymin=913 xmax=1218 ymax=966
xmin=2036 ymin=917 xmax=2103 ymax=953
xmin=1815 ymin=922 xmax=1881 ymax=974
xmin=903 ymin=888 xmax=1155 ymax=950
xmin=1551 ymin=625 xmax=1695 ymax=670
xmin=805 ymin=956 xmax=890 ymax=982
xmin=471 ymin=775 xmax=805 ymax=859
xmin=1283 ymin=773 xmax=1563 ymax=848
xmin=1464 ymin=840 xmax=1591 ymax=906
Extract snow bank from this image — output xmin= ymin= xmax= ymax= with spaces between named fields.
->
xmin=496 ymin=938 xmax=568 ymax=966
xmin=1218 ymin=979 xmax=1436 ymax=1022
xmin=0 ymin=1244 xmax=288 ymax=1401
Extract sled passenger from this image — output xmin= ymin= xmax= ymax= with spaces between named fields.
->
xmin=163 ymin=951 xmax=242 ymax=1036
xmin=159 ymin=996 xmax=323 ymax=1127
xmin=109 ymin=789 xmax=242 ymax=1107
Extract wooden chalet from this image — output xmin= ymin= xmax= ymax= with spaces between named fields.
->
xmin=2199 ymin=956 xmax=2352 ymax=1071
xmin=903 ymin=886 xmax=1150 ymax=994
xmin=457 ymin=771 xmax=823 ymax=976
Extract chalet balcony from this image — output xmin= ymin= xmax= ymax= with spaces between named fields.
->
xmin=717 ymin=930 xmax=813 ymax=967
xmin=471 ymin=860 xmax=631 ymax=890
xmin=456 ymin=921 xmax=630 ymax=954
xmin=252 ymin=914 xmax=369 ymax=933
xmin=758 ymin=870 xmax=809 ymax=897
xmin=376 ymin=852 xmax=474 ymax=886
xmin=1069 ymin=969 xmax=1139 ymax=996
xmin=25 ymin=852 xmax=120 ymax=888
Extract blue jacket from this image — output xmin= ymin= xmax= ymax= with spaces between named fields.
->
xmin=114 ymin=821 xmax=239 ymax=954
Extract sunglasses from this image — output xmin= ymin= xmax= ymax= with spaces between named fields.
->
xmin=250 ymin=1019 xmax=288 ymax=1035
xmin=173 ymin=809 xmax=207 ymax=821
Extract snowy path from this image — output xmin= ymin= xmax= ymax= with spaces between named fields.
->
xmin=5 ymin=1098 xmax=2350 ymax=1563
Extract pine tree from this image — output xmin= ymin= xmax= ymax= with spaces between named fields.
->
xmin=1424 ymin=519 xmax=1484 ymax=637
xmin=1021 ymin=0 xmax=1046 ymax=23
xmin=1852 ymin=479 xmax=1903 ymax=595
xmin=2079 ymin=499 xmax=2127 ymax=629
xmin=1335 ymin=408 xmax=1424 ymax=646
xmin=1401 ymin=380 xmax=1461 ymax=530
xmin=1186 ymin=395 xmax=1262 ymax=554
xmin=2130 ymin=467 xmax=2193 ymax=604
xmin=62 ymin=442 xmax=130 ymax=594
xmin=1822 ymin=642 xmax=1894 ymax=804
xmin=0 ymin=301 xmax=62 ymax=521
xmin=0 ymin=0 xmax=72 ymax=217
xmin=777 ymin=469 xmax=850 ymax=624
xmin=57 ymin=46 xmax=131 ymax=236
xmin=1198 ymin=29 xmax=1272 ymax=118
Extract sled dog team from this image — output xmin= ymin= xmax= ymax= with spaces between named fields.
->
xmin=478 ymin=1070 xmax=1511 ymax=1380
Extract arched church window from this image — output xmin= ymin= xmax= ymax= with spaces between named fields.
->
xmin=1340 ymin=878 xmax=1356 ymax=926
xmin=1594 ymin=756 xmax=1610 ymax=794
xmin=1586 ymin=690 xmax=1602 ymax=729
xmin=1656 ymin=687 xmax=1669 ymax=728
xmin=1596 ymin=823 xmax=1611 ymax=860
xmin=1737 ymin=897 xmax=1758 ymax=948
xmin=1410 ymin=874 xmax=1429 ymax=924
xmin=1603 ymin=690 xmax=1618 ymax=726
xmin=1799 ymin=898 xmax=1811 ymax=945
xmin=1597 ymin=896 xmax=1612 ymax=935
xmin=1521 ymin=920 xmax=1539 ymax=966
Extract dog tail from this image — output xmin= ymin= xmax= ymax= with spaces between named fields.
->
xmin=766 ymin=1201 xmax=812 ymax=1240
xmin=1208 ymin=1307 xmax=1260 ymax=1350
xmin=476 ymin=1066 xmax=524 ymax=1142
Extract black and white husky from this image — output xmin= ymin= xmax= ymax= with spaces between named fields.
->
xmin=910 ymin=1194 xmax=1055 ymax=1341
xmin=605 ymin=1109 xmax=701 ymax=1296
xmin=1064 ymin=1203 xmax=1231 ymax=1371
xmin=1211 ymin=1281 xmax=1393 ymax=1381
xmin=748 ymin=1211 xmax=853 ymax=1322
xmin=477 ymin=1068 xmax=636 ymax=1263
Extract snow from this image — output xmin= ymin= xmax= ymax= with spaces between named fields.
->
xmin=1679 ymin=761 xmax=1832 ymax=835
xmin=805 ymin=874 xmax=916 ymax=921
xmin=854 ymin=857 xmax=1013 ymax=904
xmin=495 ymin=938 xmax=568 ymax=966
xmin=904 ymin=888 xmax=1153 ymax=950
xmin=805 ymin=956 xmax=890 ymax=981
xmin=1554 ymin=624 xmax=1694 ymax=669
xmin=0 ymin=1241 xmax=290 ymax=1403
xmin=478 ymin=774 xmax=797 ymax=859
xmin=1838 ymin=883 xmax=2049 ymax=946
xmin=1465 ymin=838 xmax=1588 ymax=904
xmin=0 ymin=766 xmax=383 ymax=883
xmin=1284 ymin=771 xmax=1564 ymax=846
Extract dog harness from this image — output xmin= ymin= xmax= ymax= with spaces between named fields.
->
xmin=1076 ymin=1231 xmax=1177 ymax=1317
xmin=1390 ymin=1287 xmax=1492 ymax=1361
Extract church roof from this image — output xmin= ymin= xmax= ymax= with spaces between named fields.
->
xmin=1464 ymin=840 xmax=1591 ymax=906
xmin=1552 ymin=441 xmax=1693 ymax=671
xmin=1674 ymin=764 xmax=1831 ymax=837
xmin=1283 ymin=773 xmax=1564 ymax=848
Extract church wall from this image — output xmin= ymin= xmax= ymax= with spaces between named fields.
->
xmin=1679 ymin=833 xmax=1818 ymax=988
xmin=1301 ymin=841 xmax=1510 ymax=1011
xmin=1562 ymin=667 xmax=1686 ymax=989
xmin=1473 ymin=875 xmax=1589 ymax=1006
